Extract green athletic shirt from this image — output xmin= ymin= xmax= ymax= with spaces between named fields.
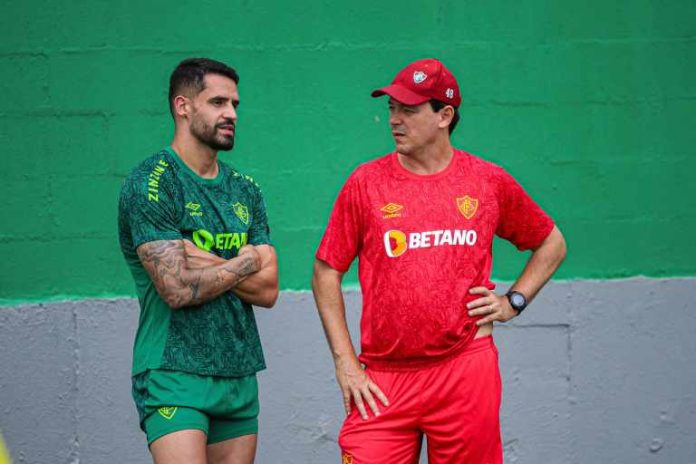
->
xmin=118 ymin=147 xmax=271 ymax=378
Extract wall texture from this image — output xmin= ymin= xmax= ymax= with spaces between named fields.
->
xmin=2 ymin=281 xmax=695 ymax=463
xmin=1 ymin=1 xmax=695 ymax=303
xmin=1 ymin=1 xmax=695 ymax=463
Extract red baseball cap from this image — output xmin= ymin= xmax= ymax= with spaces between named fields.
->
xmin=371 ymin=58 xmax=461 ymax=107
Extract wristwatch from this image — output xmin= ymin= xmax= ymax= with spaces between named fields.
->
xmin=506 ymin=290 xmax=528 ymax=315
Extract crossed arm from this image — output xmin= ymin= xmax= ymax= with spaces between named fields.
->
xmin=136 ymin=239 xmax=279 ymax=309
xmin=182 ymin=240 xmax=279 ymax=308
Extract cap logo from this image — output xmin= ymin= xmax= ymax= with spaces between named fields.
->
xmin=413 ymin=71 xmax=427 ymax=84
xmin=446 ymin=88 xmax=454 ymax=99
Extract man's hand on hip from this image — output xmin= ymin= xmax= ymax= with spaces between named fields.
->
xmin=467 ymin=286 xmax=518 ymax=326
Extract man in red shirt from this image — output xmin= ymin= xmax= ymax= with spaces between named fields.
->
xmin=312 ymin=58 xmax=567 ymax=463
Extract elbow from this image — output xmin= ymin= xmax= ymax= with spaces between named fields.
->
xmin=559 ymin=239 xmax=567 ymax=264
xmin=256 ymin=276 xmax=280 ymax=308
xmin=311 ymin=260 xmax=324 ymax=293
xmin=163 ymin=293 xmax=188 ymax=309
xmin=266 ymin=272 xmax=280 ymax=307
xmin=263 ymin=286 xmax=280 ymax=308
xmin=310 ymin=272 xmax=318 ymax=294
xmin=255 ymin=288 xmax=279 ymax=309
xmin=270 ymin=283 xmax=279 ymax=306
xmin=551 ymin=228 xmax=567 ymax=268
xmin=556 ymin=230 xmax=567 ymax=263
xmin=158 ymin=286 xmax=191 ymax=309
xmin=311 ymin=259 xmax=343 ymax=292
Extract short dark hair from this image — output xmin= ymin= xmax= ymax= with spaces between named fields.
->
xmin=429 ymin=99 xmax=460 ymax=134
xmin=168 ymin=58 xmax=239 ymax=117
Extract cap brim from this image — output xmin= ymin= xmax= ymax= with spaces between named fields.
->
xmin=371 ymin=84 xmax=430 ymax=105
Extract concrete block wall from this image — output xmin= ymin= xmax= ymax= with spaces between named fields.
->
xmin=2 ymin=280 xmax=696 ymax=463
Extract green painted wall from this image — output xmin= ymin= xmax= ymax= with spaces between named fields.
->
xmin=1 ymin=1 xmax=694 ymax=302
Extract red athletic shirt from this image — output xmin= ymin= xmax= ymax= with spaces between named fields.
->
xmin=316 ymin=150 xmax=554 ymax=370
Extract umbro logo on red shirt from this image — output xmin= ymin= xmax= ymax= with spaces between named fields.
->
xmin=380 ymin=202 xmax=403 ymax=219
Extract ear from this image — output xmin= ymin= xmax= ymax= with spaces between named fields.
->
xmin=173 ymin=95 xmax=191 ymax=119
xmin=437 ymin=105 xmax=455 ymax=129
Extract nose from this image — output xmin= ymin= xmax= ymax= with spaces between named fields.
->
xmin=223 ymin=104 xmax=237 ymax=121
xmin=389 ymin=108 xmax=402 ymax=126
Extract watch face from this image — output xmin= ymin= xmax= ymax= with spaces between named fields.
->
xmin=510 ymin=293 xmax=526 ymax=307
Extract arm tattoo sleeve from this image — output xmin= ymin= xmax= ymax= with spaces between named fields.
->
xmin=137 ymin=240 xmax=257 ymax=308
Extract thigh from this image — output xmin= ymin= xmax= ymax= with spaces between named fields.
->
xmin=207 ymin=415 xmax=258 ymax=445
xmin=338 ymin=369 xmax=422 ymax=464
xmin=207 ymin=434 xmax=257 ymax=464
xmin=144 ymin=406 xmax=210 ymax=447
xmin=340 ymin=419 xmax=422 ymax=464
xmin=207 ymin=374 xmax=259 ymax=445
xmin=150 ymin=429 xmax=208 ymax=464
xmin=423 ymin=338 xmax=503 ymax=464
xmin=133 ymin=369 xmax=212 ymax=443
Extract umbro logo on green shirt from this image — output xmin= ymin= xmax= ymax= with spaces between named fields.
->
xmin=186 ymin=201 xmax=203 ymax=217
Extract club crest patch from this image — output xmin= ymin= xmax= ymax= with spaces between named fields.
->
xmin=456 ymin=195 xmax=478 ymax=219
xmin=413 ymin=71 xmax=427 ymax=84
xmin=158 ymin=407 xmax=177 ymax=420
xmin=232 ymin=202 xmax=250 ymax=224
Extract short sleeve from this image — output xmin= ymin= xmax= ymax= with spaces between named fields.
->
xmin=495 ymin=169 xmax=554 ymax=251
xmin=119 ymin=169 xmax=182 ymax=249
xmin=315 ymin=173 xmax=363 ymax=272
xmin=248 ymin=185 xmax=272 ymax=246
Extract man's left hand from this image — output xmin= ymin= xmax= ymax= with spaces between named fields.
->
xmin=467 ymin=287 xmax=519 ymax=326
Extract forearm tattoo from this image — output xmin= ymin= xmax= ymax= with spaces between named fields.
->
xmin=137 ymin=240 xmax=257 ymax=308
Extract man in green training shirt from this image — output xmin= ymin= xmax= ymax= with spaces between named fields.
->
xmin=118 ymin=58 xmax=279 ymax=463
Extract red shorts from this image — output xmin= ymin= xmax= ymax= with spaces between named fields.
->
xmin=339 ymin=336 xmax=502 ymax=464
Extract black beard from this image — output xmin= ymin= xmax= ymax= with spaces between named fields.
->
xmin=190 ymin=120 xmax=235 ymax=151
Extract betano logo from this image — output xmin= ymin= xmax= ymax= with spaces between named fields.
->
xmin=384 ymin=230 xmax=408 ymax=257
xmin=192 ymin=229 xmax=248 ymax=251
xmin=384 ymin=229 xmax=478 ymax=258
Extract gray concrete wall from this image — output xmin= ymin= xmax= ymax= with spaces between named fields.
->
xmin=1 ymin=278 xmax=695 ymax=463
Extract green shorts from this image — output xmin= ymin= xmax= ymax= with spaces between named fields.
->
xmin=132 ymin=369 xmax=259 ymax=445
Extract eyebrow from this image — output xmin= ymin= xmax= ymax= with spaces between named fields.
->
xmin=208 ymin=96 xmax=240 ymax=106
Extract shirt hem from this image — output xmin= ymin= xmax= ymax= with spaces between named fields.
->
xmin=360 ymin=329 xmax=482 ymax=372
xmin=132 ymin=363 xmax=266 ymax=379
